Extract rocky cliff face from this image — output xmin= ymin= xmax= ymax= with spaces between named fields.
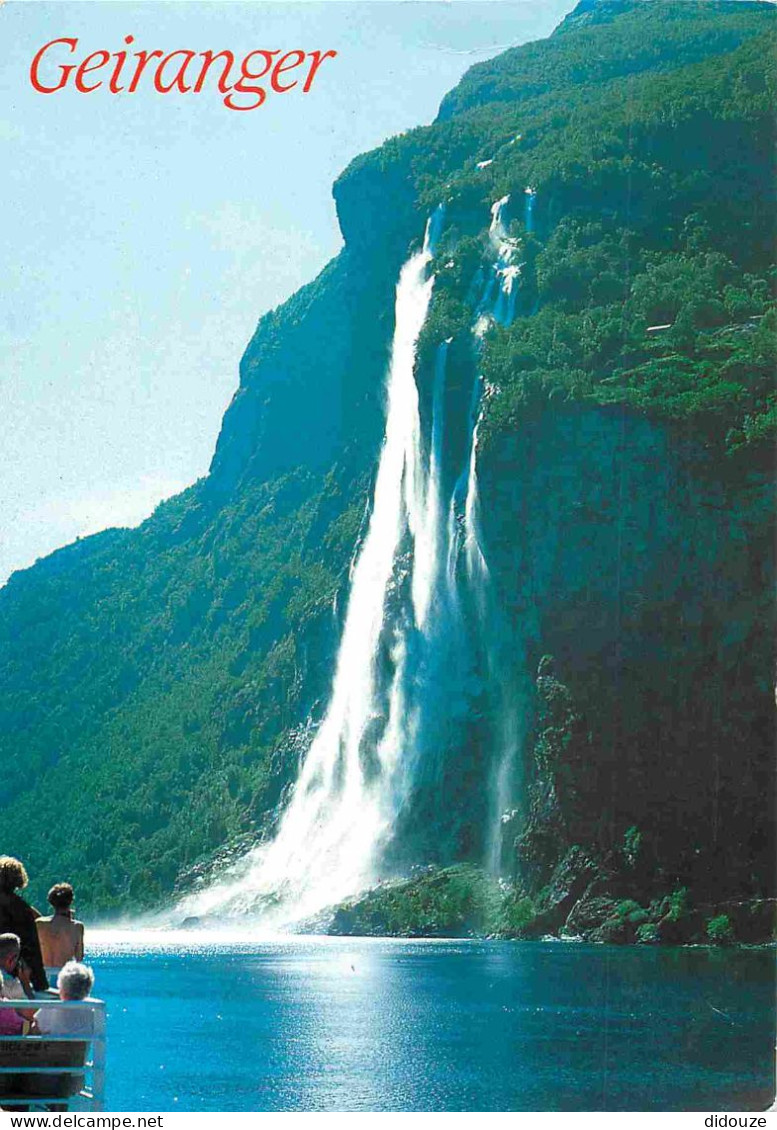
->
xmin=209 ymin=131 xmax=423 ymax=497
xmin=479 ymin=405 xmax=773 ymax=913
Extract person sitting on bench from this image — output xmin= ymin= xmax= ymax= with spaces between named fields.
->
xmin=0 ymin=935 xmax=37 ymax=1036
xmin=28 ymin=963 xmax=95 ymax=1110
xmin=0 ymin=934 xmax=36 ymax=1025
xmin=36 ymin=963 xmax=94 ymax=1037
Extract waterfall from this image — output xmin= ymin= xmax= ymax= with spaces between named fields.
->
xmin=446 ymin=203 xmax=499 ymax=595
xmin=524 ymin=186 xmax=537 ymax=234
xmin=411 ymin=338 xmax=448 ymax=633
xmin=463 ymin=190 xmax=541 ymax=870
xmin=179 ymin=190 xmax=537 ymax=928
xmin=179 ymin=212 xmax=447 ymax=926
xmin=483 ymin=195 xmax=523 ymax=328
xmin=464 ymin=416 xmax=488 ymax=588
xmin=445 ymin=365 xmax=487 ymax=595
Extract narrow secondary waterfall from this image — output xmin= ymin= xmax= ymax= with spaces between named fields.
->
xmin=180 ymin=212 xmax=447 ymax=925
xmin=446 ymin=365 xmax=488 ymax=597
xmin=471 ymin=191 xmax=540 ymax=870
xmin=479 ymin=188 xmax=536 ymax=329
xmin=485 ymin=196 xmax=522 ymax=327
xmin=457 ymin=193 xmax=530 ymax=589
xmin=524 ymin=186 xmax=537 ymax=234
xmin=464 ymin=415 xmax=489 ymax=588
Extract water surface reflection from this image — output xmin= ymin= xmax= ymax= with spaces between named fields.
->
xmin=89 ymin=934 xmax=775 ymax=1112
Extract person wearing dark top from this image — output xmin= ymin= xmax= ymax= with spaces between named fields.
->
xmin=0 ymin=857 xmax=48 ymax=992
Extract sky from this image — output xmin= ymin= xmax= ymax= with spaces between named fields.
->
xmin=0 ymin=0 xmax=575 ymax=587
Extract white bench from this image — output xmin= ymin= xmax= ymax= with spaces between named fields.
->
xmin=0 ymin=997 xmax=106 ymax=1111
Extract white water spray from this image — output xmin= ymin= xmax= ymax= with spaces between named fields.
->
xmin=180 ymin=213 xmax=446 ymax=925
xmin=481 ymin=191 xmax=536 ymax=328
xmin=485 ymin=196 xmax=520 ymax=327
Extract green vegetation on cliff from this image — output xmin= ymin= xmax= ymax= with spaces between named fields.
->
xmin=480 ymin=241 xmax=775 ymax=453
xmin=1 ymin=468 xmax=369 ymax=912
xmin=329 ymin=865 xmax=502 ymax=938
xmin=401 ymin=10 xmax=775 ymax=451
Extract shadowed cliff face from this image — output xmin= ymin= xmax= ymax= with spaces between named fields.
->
xmin=209 ymin=253 xmax=390 ymax=495
xmin=209 ymin=158 xmax=422 ymax=496
xmin=480 ymin=405 xmax=774 ymax=894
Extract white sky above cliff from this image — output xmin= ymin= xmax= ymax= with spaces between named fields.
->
xmin=0 ymin=0 xmax=573 ymax=587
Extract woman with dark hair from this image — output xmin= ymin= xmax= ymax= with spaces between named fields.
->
xmin=0 ymin=857 xmax=48 ymax=992
xmin=36 ymin=883 xmax=85 ymax=979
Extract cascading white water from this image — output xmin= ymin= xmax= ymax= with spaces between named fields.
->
xmin=179 ymin=212 xmax=446 ymax=926
xmin=489 ymin=195 xmax=510 ymax=242
xmin=482 ymin=190 xmax=536 ymax=328
xmin=488 ymin=196 xmax=522 ymax=327
xmin=445 ymin=363 xmax=488 ymax=598
xmin=181 ymin=191 xmax=538 ymax=927
xmin=464 ymin=415 xmax=489 ymax=588
xmin=524 ymin=186 xmax=537 ymax=234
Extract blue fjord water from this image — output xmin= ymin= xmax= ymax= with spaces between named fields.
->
xmin=87 ymin=934 xmax=774 ymax=1112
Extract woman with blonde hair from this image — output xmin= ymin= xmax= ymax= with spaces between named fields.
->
xmin=0 ymin=857 xmax=48 ymax=992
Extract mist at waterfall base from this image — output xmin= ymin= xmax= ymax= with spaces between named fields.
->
xmin=89 ymin=933 xmax=775 ymax=1112
xmin=177 ymin=199 xmax=538 ymax=928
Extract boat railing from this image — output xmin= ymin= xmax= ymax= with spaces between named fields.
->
xmin=0 ymin=996 xmax=106 ymax=1112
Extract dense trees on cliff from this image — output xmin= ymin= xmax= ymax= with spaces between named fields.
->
xmin=391 ymin=10 xmax=776 ymax=454
xmin=480 ymin=238 xmax=775 ymax=451
xmin=0 ymin=469 xmax=368 ymax=912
